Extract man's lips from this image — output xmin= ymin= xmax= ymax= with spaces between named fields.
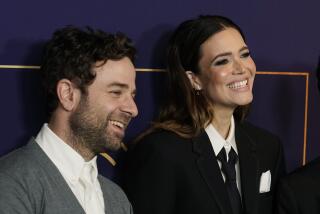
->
xmin=109 ymin=120 xmax=126 ymax=129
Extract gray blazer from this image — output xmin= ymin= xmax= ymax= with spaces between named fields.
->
xmin=0 ymin=139 xmax=133 ymax=214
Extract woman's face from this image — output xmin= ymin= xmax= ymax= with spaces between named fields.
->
xmin=197 ymin=27 xmax=256 ymax=111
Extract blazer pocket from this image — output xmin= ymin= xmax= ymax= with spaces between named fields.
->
xmin=258 ymin=191 xmax=274 ymax=214
xmin=259 ymin=191 xmax=273 ymax=198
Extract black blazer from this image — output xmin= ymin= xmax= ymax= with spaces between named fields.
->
xmin=123 ymin=121 xmax=285 ymax=214
xmin=276 ymin=157 xmax=320 ymax=214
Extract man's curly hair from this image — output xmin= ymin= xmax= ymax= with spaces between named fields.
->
xmin=41 ymin=26 xmax=136 ymax=118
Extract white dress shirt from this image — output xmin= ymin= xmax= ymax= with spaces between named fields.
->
xmin=205 ymin=116 xmax=242 ymax=196
xmin=35 ymin=124 xmax=105 ymax=213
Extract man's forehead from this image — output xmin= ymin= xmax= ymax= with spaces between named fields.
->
xmin=93 ymin=59 xmax=135 ymax=73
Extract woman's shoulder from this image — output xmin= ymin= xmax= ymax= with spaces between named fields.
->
xmin=127 ymin=129 xmax=191 ymax=165
xmin=130 ymin=129 xmax=190 ymax=154
xmin=237 ymin=121 xmax=284 ymax=163
xmin=236 ymin=121 xmax=282 ymax=150
xmin=237 ymin=120 xmax=280 ymax=140
xmin=137 ymin=129 xmax=189 ymax=146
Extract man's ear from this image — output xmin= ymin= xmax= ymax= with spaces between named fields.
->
xmin=56 ymin=79 xmax=80 ymax=111
xmin=185 ymin=71 xmax=202 ymax=90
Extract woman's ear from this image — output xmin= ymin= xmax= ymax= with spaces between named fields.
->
xmin=56 ymin=79 xmax=80 ymax=111
xmin=185 ymin=71 xmax=202 ymax=90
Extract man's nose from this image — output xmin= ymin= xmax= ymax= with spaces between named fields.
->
xmin=121 ymin=96 xmax=138 ymax=118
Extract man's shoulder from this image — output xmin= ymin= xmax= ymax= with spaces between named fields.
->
xmin=277 ymin=158 xmax=320 ymax=214
xmin=285 ymin=157 xmax=320 ymax=184
xmin=0 ymin=140 xmax=41 ymax=176
xmin=0 ymin=139 xmax=50 ymax=194
xmin=98 ymin=175 xmax=125 ymax=195
xmin=278 ymin=157 xmax=320 ymax=203
xmin=0 ymin=140 xmax=46 ymax=213
xmin=98 ymin=175 xmax=132 ymax=212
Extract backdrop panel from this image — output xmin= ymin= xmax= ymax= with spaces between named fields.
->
xmin=0 ymin=0 xmax=319 ymax=181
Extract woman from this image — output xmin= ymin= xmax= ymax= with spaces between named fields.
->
xmin=124 ymin=15 xmax=285 ymax=214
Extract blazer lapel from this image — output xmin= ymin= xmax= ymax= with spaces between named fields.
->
xmin=98 ymin=176 xmax=110 ymax=214
xmin=193 ymin=131 xmax=233 ymax=214
xmin=235 ymin=123 xmax=259 ymax=214
xmin=28 ymin=139 xmax=86 ymax=213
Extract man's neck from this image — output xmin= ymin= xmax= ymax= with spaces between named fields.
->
xmin=48 ymin=121 xmax=95 ymax=161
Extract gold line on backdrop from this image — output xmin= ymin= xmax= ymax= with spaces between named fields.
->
xmin=0 ymin=65 xmax=310 ymax=166
xmin=0 ymin=65 xmax=41 ymax=69
xmin=0 ymin=65 xmax=166 ymax=72
xmin=0 ymin=65 xmax=312 ymax=76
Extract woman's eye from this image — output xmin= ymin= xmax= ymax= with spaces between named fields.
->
xmin=214 ymin=59 xmax=229 ymax=66
xmin=241 ymin=52 xmax=250 ymax=58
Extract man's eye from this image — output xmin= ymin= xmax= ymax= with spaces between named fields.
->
xmin=110 ymin=91 xmax=122 ymax=96
xmin=214 ymin=59 xmax=229 ymax=66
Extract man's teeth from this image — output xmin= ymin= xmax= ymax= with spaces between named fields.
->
xmin=110 ymin=120 xmax=125 ymax=128
xmin=228 ymin=80 xmax=248 ymax=89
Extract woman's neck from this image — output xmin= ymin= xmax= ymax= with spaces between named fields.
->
xmin=211 ymin=106 xmax=234 ymax=139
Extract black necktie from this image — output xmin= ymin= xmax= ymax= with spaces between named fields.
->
xmin=217 ymin=148 xmax=242 ymax=214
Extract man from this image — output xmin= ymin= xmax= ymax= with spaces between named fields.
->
xmin=0 ymin=26 xmax=138 ymax=214
xmin=276 ymin=157 xmax=320 ymax=214
xmin=277 ymin=58 xmax=320 ymax=214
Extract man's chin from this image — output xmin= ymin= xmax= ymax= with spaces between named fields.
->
xmin=90 ymin=138 xmax=122 ymax=154
xmin=102 ymin=130 xmax=124 ymax=151
xmin=105 ymin=138 xmax=123 ymax=151
xmin=108 ymin=144 xmax=121 ymax=151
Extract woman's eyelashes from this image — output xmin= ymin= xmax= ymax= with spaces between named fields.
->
xmin=213 ymin=51 xmax=251 ymax=66
xmin=240 ymin=51 xmax=251 ymax=58
xmin=214 ymin=58 xmax=229 ymax=66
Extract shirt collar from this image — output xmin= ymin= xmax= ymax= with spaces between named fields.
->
xmin=81 ymin=157 xmax=98 ymax=184
xmin=35 ymin=123 xmax=98 ymax=183
xmin=205 ymin=116 xmax=238 ymax=156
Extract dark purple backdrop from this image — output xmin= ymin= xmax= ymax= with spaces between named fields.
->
xmin=0 ymin=0 xmax=319 ymax=180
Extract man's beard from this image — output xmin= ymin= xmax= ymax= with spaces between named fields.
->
xmin=69 ymin=97 xmax=123 ymax=155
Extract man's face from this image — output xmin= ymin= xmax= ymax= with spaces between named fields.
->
xmin=69 ymin=57 xmax=138 ymax=153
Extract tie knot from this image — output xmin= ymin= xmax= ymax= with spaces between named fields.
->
xmin=217 ymin=147 xmax=227 ymax=163
xmin=217 ymin=147 xmax=238 ymax=165
xmin=228 ymin=148 xmax=238 ymax=165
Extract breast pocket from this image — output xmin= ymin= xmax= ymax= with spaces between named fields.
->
xmin=258 ymin=191 xmax=274 ymax=214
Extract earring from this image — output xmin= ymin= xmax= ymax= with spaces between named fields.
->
xmin=195 ymin=85 xmax=201 ymax=95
